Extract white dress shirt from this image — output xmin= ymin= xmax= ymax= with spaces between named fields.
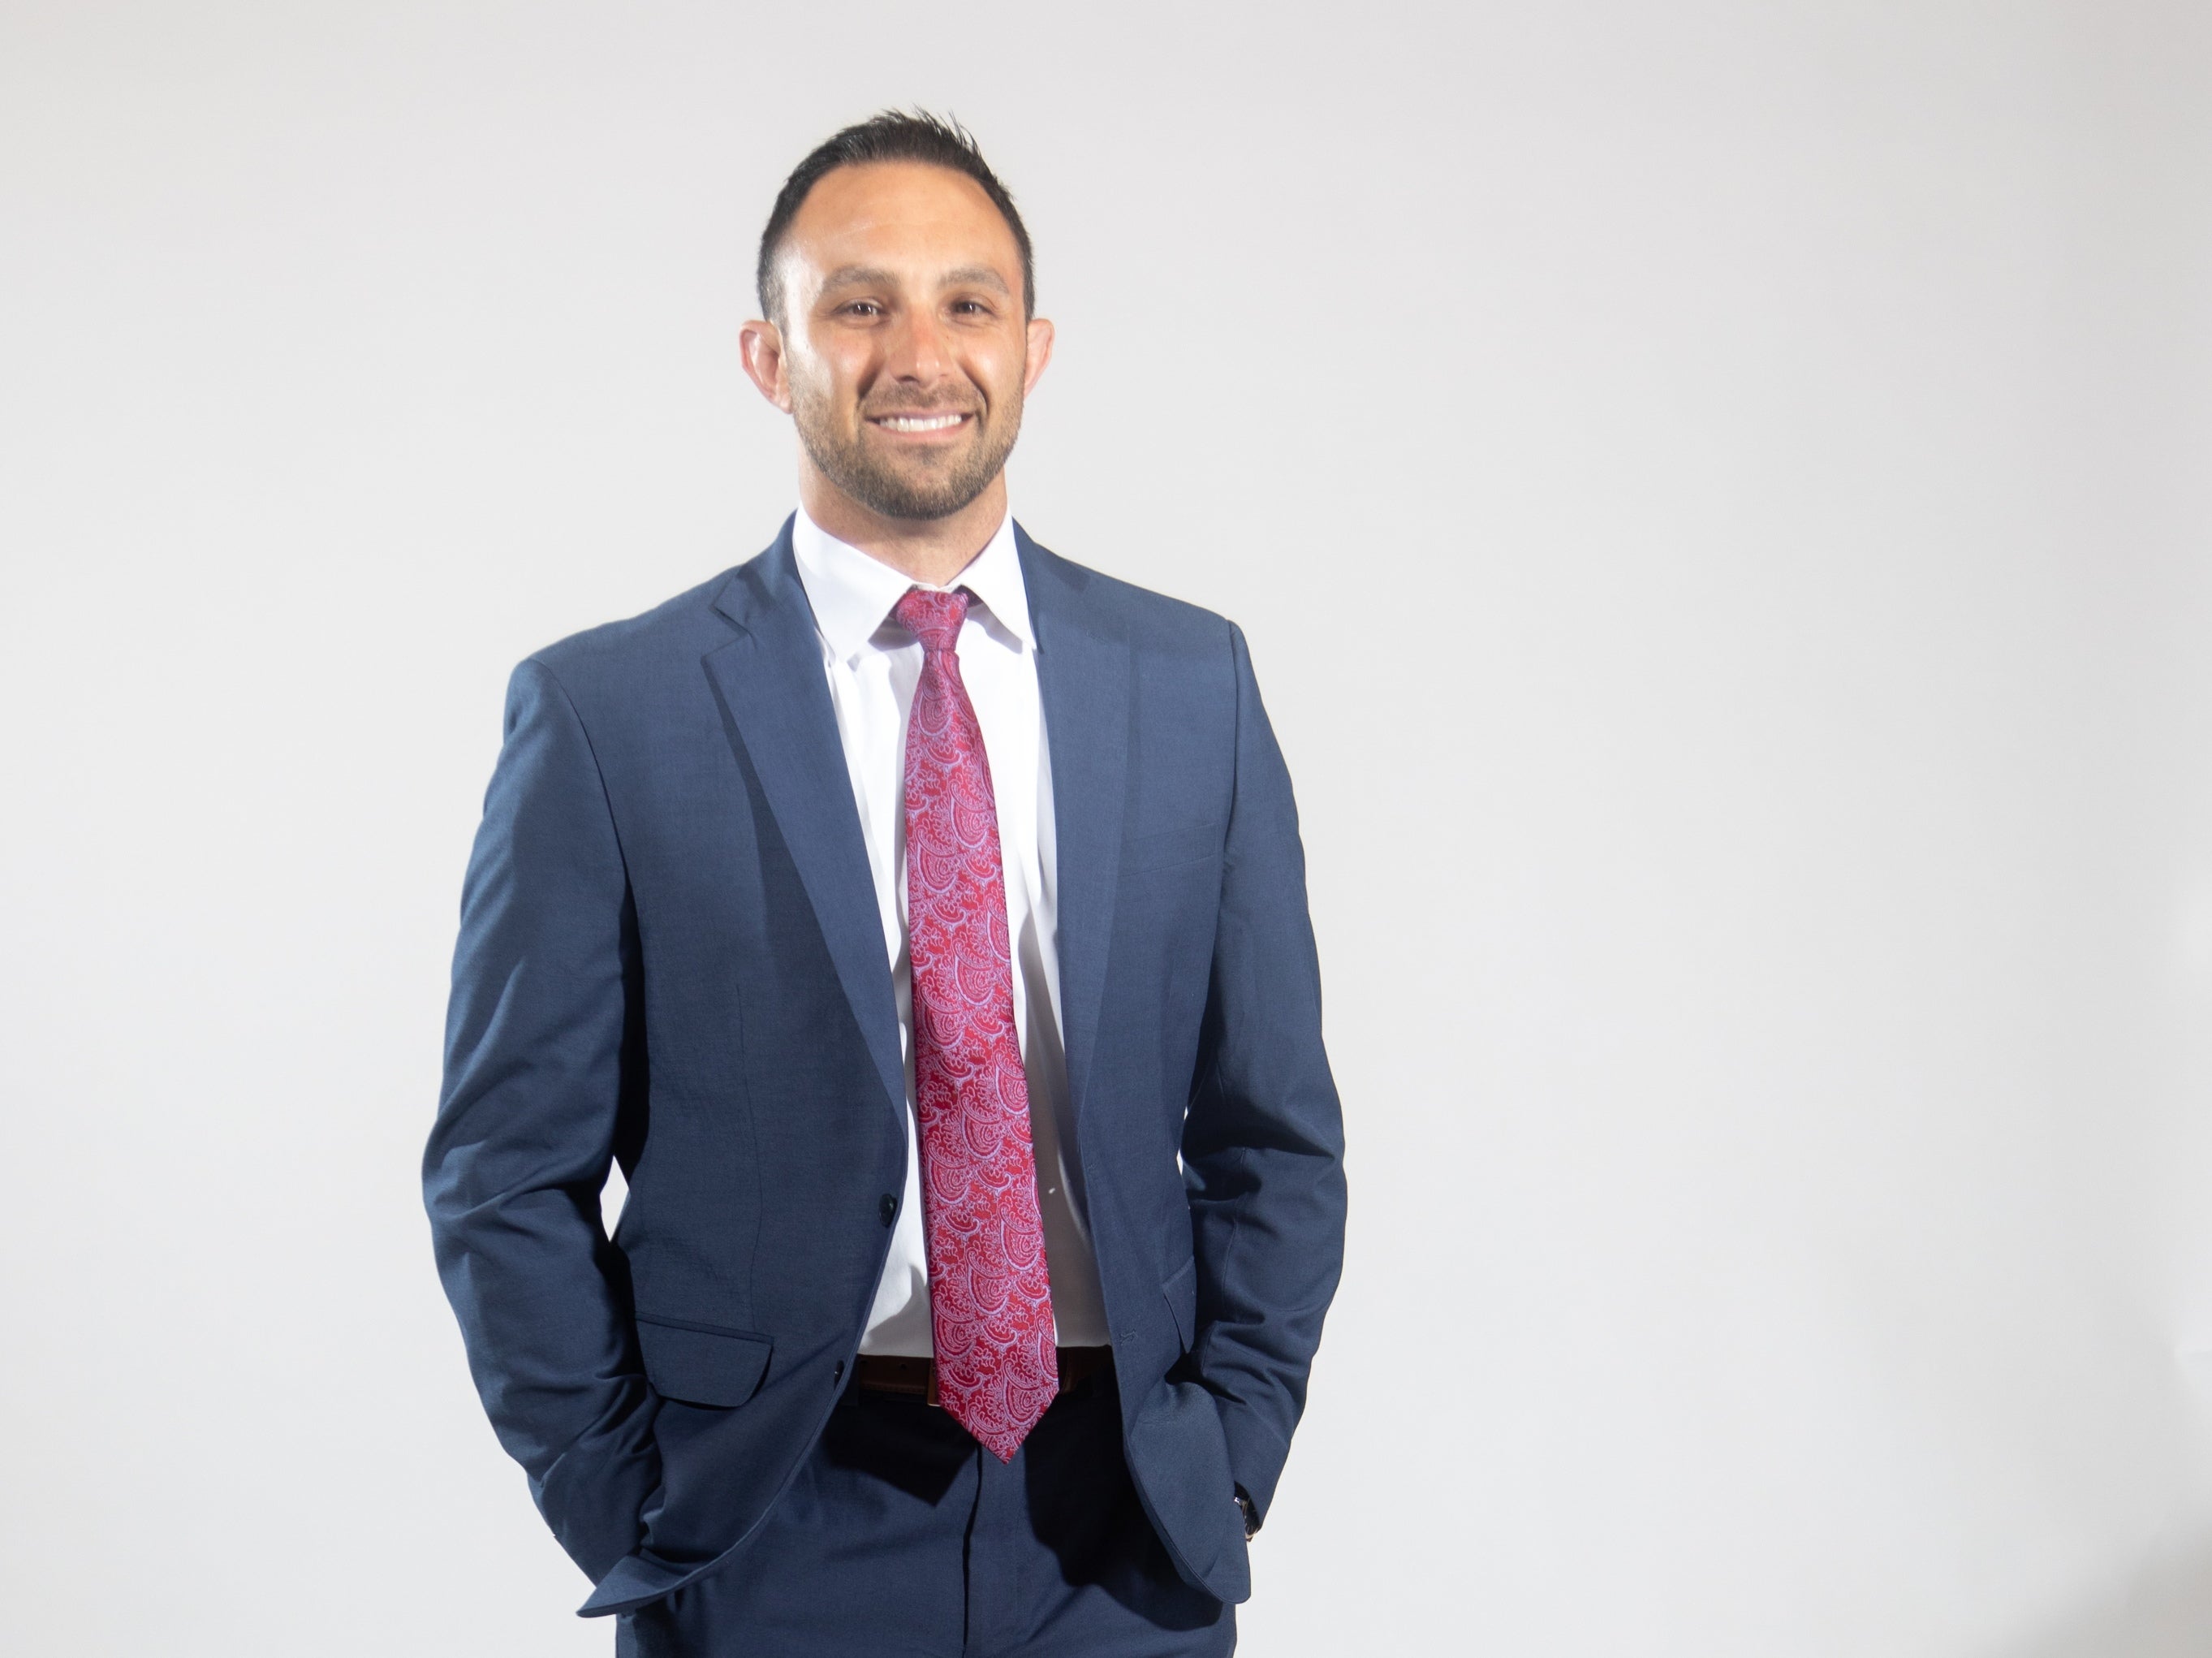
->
xmin=791 ymin=505 xmax=1111 ymax=1356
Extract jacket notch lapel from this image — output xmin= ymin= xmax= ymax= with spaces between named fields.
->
xmin=705 ymin=529 xmax=906 ymax=1127
xmin=1020 ymin=529 xmax=1131 ymax=1125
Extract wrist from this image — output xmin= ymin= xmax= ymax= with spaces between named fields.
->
xmin=1234 ymin=1487 xmax=1259 ymax=1540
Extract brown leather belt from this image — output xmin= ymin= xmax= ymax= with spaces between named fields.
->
xmin=852 ymin=1346 xmax=1112 ymax=1406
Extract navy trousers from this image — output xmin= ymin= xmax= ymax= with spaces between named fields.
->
xmin=615 ymin=1368 xmax=1235 ymax=1657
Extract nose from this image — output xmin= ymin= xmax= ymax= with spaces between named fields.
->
xmin=884 ymin=305 xmax=948 ymax=386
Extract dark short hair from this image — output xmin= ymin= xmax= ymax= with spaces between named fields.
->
xmin=756 ymin=110 xmax=1034 ymax=326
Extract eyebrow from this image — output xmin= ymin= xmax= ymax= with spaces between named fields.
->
xmin=941 ymin=266 xmax=1012 ymax=296
xmin=818 ymin=265 xmax=898 ymax=292
xmin=817 ymin=264 xmax=1013 ymax=298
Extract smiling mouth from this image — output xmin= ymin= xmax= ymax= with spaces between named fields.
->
xmin=869 ymin=412 xmax=971 ymax=434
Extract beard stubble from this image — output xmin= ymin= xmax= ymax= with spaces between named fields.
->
xmin=791 ymin=378 xmax=1024 ymax=522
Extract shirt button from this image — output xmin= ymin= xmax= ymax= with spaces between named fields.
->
xmin=880 ymin=1194 xmax=898 ymax=1226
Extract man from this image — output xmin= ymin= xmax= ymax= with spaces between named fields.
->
xmin=424 ymin=111 xmax=1346 ymax=1656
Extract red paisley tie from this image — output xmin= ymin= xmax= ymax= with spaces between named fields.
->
xmin=895 ymin=585 xmax=1059 ymax=1461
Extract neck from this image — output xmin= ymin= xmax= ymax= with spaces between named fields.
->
xmin=798 ymin=462 xmax=1008 ymax=587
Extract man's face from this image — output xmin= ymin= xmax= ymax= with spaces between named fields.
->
xmin=757 ymin=162 xmax=1048 ymax=522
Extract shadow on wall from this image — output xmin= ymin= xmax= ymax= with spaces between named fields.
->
xmin=1993 ymin=1526 xmax=2212 ymax=1658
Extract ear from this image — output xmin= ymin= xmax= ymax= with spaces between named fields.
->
xmin=1022 ymin=315 xmax=1055 ymax=397
xmin=739 ymin=318 xmax=791 ymax=412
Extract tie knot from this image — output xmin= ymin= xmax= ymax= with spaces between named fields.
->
xmin=895 ymin=586 xmax=970 ymax=655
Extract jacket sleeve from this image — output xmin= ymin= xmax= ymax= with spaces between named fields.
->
xmin=1180 ymin=622 xmax=1348 ymax=1526
xmin=423 ymin=658 xmax=660 ymax=1582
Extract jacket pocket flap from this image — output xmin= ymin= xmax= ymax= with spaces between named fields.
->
xmin=1162 ymin=1259 xmax=1198 ymax=1352
xmin=636 ymin=1315 xmax=773 ymax=1408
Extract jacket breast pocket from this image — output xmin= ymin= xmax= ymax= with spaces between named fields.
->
xmin=635 ymin=1313 xmax=774 ymax=1409
xmin=1124 ymin=823 xmax=1222 ymax=873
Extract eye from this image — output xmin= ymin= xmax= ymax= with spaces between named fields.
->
xmin=951 ymin=299 xmax=993 ymax=317
xmin=841 ymin=300 xmax=883 ymax=319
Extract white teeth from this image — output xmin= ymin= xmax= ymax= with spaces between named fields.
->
xmin=877 ymin=413 xmax=964 ymax=432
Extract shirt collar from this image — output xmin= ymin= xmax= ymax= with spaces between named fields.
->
xmin=791 ymin=503 xmax=1033 ymax=663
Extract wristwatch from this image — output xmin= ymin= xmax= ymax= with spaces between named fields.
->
xmin=1234 ymin=1488 xmax=1259 ymax=1540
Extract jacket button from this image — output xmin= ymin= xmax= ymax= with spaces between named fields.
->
xmin=880 ymin=1194 xmax=897 ymax=1226
xmin=833 ymin=1359 xmax=845 ymax=1384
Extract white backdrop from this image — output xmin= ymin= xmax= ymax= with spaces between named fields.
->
xmin=4 ymin=2 xmax=2210 ymax=1653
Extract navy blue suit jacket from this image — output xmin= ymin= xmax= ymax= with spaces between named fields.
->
xmin=424 ymin=522 xmax=1346 ymax=1617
